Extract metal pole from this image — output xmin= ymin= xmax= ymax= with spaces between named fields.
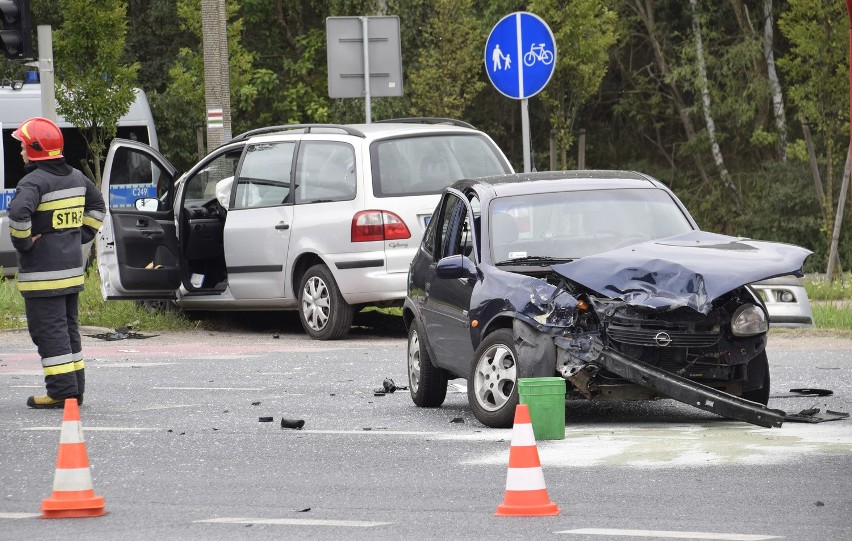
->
xmin=827 ymin=146 xmax=850 ymax=282
xmin=37 ymin=25 xmax=56 ymax=122
xmin=361 ymin=16 xmax=371 ymax=123
xmin=521 ymin=98 xmax=531 ymax=172
xmin=578 ymin=129 xmax=586 ymax=170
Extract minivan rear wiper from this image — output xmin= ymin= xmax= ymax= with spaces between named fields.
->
xmin=495 ymin=255 xmax=573 ymax=266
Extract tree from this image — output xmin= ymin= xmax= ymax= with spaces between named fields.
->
xmin=778 ymin=0 xmax=849 ymax=271
xmin=408 ymin=0 xmax=485 ymax=119
xmin=529 ymin=0 xmax=617 ymax=168
xmin=52 ymin=0 xmax=139 ymax=186
xmin=689 ymin=0 xmax=737 ymax=203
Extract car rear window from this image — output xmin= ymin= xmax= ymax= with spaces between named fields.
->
xmin=371 ymin=134 xmax=509 ymax=197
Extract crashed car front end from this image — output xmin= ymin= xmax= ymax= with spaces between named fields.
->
xmin=483 ymin=232 xmax=812 ymax=428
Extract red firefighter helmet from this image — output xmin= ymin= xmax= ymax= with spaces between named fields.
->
xmin=12 ymin=117 xmax=64 ymax=161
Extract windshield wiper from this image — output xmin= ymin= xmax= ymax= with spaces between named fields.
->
xmin=495 ymin=255 xmax=573 ymax=266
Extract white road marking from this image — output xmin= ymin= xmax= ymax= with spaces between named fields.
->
xmin=556 ymin=528 xmax=782 ymax=540
xmin=152 ymin=387 xmax=266 ymax=391
xmin=0 ymin=512 xmax=40 ymax=519
xmin=22 ymin=427 xmax=162 ymax=432
xmin=1 ymin=371 xmax=41 ymax=376
xmin=8 ymin=384 xmax=43 ymax=388
xmin=196 ymin=517 xmax=393 ymax=527
xmin=134 ymin=404 xmax=200 ymax=412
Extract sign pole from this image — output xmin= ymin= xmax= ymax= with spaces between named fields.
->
xmin=484 ymin=12 xmax=556 ymax=173
xmin=521 ymin=98 xmax=531 ymax=172
xmin=361 ymin=16 xmax=371 ymax=124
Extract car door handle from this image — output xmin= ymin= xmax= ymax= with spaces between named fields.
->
xmin=275 ymin=222 xmax=290 ymax=230
xmin=139 ymin=229 xmax=163 ymax=237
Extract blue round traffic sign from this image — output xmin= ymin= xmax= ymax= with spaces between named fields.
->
xmin=484 ymin=12 xmax=556 ymax=100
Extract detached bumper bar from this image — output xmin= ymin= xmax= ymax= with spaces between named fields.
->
xmin=596 ymin=348 xmax=785 ymax=428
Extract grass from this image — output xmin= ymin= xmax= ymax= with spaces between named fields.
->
xmin=803 ymin=273 xmax=852 ymax=301
xmin=1 ymin=267 xmax=198 ymax=332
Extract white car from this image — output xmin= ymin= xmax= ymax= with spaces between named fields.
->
xmin=750 ymin=275 xmax=815 ymax=328
xmin=96 ymin=120 xmax=513 ymax=339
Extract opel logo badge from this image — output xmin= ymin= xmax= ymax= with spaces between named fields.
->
xmin=654 ymin=332 xmax=672 ymax=347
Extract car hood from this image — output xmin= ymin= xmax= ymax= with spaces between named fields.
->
xmin=551 ymin=231 xmax=812 ymax=314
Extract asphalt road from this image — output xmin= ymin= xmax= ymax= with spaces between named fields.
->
xmin=1 ymin=314 xmax=851 ymax=541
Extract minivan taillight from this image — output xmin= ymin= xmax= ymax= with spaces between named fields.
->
xmin=351 ymin=210 xmax=411 ymax=242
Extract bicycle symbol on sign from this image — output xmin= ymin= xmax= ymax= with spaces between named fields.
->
xmin=523 ymin=43 xmax=554 ymax=67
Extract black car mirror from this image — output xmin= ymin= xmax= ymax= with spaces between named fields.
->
xmin=436 ymin=254 xmax=476 ymax=279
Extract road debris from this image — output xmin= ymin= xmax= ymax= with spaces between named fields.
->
xmin=85 ymin=326 xmax=158 ymax=341
xmin=259 ymin=417 xmax=273 ymax=422
xmin=281 ymin=418 xmax=305 ymax=430
xmin=772 ymin=388 xmax=834 ymax=398
xmin=784 ymin=408 xmax=850 ymax=423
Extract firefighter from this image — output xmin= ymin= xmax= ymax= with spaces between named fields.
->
xmin=7 ymin=117 xmax=105 ymax=409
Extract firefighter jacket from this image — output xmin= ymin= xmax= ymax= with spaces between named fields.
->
xmin=7 ymin=159 xmax=106 ymax=298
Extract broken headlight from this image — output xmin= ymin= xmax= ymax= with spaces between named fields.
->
xmin=730 ymin=303 xmax=768 ymax=336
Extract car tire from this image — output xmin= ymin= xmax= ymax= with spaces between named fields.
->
xmin=298 ymin=264 xmax=354 ymax=340
xmin=467 ymin=328 xmax=521 ymax=428
xmin=741 ymin=351 xmax=770 ymax=405
xmin=408 ymin=320 xmax=448 ymax=407
xmin=135 ymin=299 xmax=176 ymax=314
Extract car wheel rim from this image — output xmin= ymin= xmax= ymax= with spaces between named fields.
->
xmin=473 ymin=343 xmax=516 ymax=412
xmin=302 ymin=276 xmax=330 ymax=332
xmin=408 ymin=329 xmax=421 ymax=393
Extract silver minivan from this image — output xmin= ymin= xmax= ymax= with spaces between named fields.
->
xmin=96 ymin=120 xmax=513 ymax=339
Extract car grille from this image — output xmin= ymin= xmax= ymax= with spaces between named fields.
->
xmin=606 ymin=307 xmax=721 ymax=349
xmin=606 ymin=325 xmax=720 ymax=348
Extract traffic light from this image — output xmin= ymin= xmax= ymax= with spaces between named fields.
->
xmin=0 ymin=0 xmax=32 ymax=60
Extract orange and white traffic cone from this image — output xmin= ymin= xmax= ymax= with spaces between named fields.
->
xmin=495 ymin=403 xmax=560 ymax=516
xmin=40 ymin=398 xmax=106 ymax=518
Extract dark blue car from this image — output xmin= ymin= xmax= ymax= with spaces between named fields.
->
xmin=403 ymin=171 xmax=811 ymax=428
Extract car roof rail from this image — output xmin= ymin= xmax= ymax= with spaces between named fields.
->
xmin=374 ymin=117 xmax=477 ymax=130
xmin=230 ymin=124 xmax=367 ymax=141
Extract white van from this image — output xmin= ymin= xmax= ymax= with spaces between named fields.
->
xmin=0 ymin=77 xmax=158 ymax=277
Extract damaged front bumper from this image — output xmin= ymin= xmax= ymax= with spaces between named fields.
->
xmin=513 ymin=319 xmax=786 ymax=428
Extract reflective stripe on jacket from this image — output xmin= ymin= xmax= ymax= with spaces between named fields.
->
xmin=7 ymin=163 xmax=105 ymax=298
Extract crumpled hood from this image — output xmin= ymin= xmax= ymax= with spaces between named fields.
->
xmin=551 ymin=231 xmax=812 ymax=314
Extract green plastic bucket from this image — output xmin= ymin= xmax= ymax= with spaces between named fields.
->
xmin=518 ymin=377 xmax=566 ymax=441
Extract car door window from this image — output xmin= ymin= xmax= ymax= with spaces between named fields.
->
xmin=437 ymin=194 xmax=472 ymax=260
xmin=183 ymin=147 xmax=244 ymax=207
xmin=234 ymin=142 xmax=295 ymax=209
xmin=295 ymin=141 xmax=356 ymax=204
xmin=108 ymin=147 xmax=171 ymax=209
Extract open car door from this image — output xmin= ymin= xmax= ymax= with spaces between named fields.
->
xmin=97 ymin=138 xmax=180 ymax=300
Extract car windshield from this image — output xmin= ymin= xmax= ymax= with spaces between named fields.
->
xmin=372 ymin=134 xmax=509 ymax=197
xmin=490 ymin=188 xmax=694 ymax=263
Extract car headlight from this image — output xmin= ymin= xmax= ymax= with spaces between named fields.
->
xmin=731 ymin=303 xmax=768 ymax=336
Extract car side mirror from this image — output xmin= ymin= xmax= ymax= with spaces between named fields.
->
xmin=436 ymin=254 xmax=476 ymax=280
xmin=135 ymin=197 xmax=160 ymax=212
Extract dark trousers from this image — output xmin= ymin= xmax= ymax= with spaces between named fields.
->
xmin=24 ymin=293 xmax=85 ymax=399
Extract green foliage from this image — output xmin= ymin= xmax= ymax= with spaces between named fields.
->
xmin=805 ymin=273 xmax=852 ymax=301
xmin=408 ymin=0 xmax=486 ymax=119
xmin=529 ymin=0 xmax=618 ymax=167
xmin=53 ymin=0 xmax=139 ymax=186
xmin=777 ymin=0 xmax=848 ymax=214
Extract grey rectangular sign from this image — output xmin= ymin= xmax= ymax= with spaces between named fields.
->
xmin=326 ymin=16 xmax=403 ymax=99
